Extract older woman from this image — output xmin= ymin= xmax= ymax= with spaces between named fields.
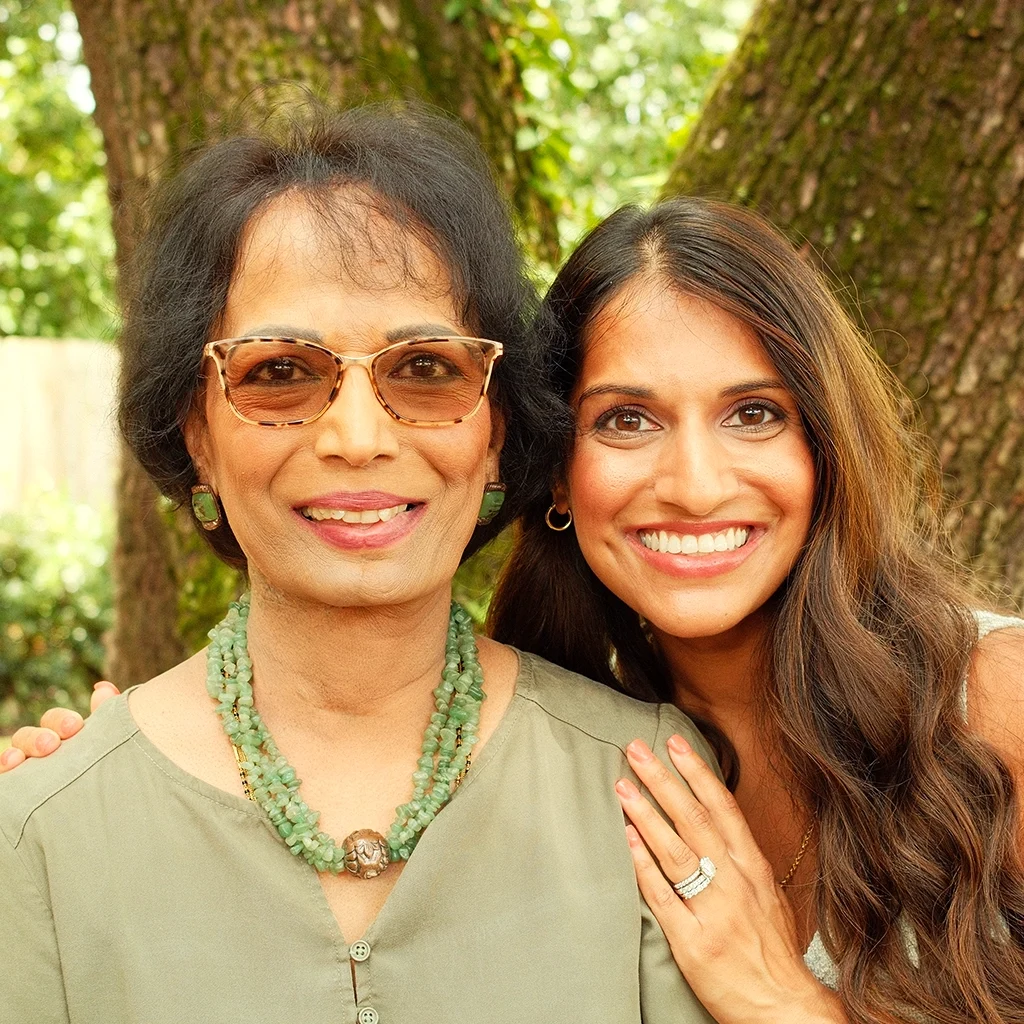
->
xmin=0 ymin=110 xmax=719 ymax=1024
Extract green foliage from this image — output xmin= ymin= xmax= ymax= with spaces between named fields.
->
xmin=0 ymin=494 xmax=112 ymax=730
xmin=0 ymin=0 xmax=115 ymax=338
xmin=506 ymin=0 xmax=752 ymax=256
xmin=160 ymin=498 xmax=245 ymax=655
xmin=453 ymin=529 xmax=514 ymax=626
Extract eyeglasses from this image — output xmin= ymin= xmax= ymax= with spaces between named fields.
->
xmin=202 ymin=335 xmax=504 ymax=427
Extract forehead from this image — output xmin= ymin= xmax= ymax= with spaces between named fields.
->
xmin=220 ymin=191 xmax=462 ymax=338
xmin=578 ymin=279 xmax=775 ymax=389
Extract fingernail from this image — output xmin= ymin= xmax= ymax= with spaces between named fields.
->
xmin=615 ymin=778 xmax=639 ymax=799
xmin=627 ymin=740 xmax=653 ymax=762
xmin=93 ymin=681 xmax=106 ymax=691
xmin=0 ymin=749 xmax=15 ymax=766
xmin=62 ymin=715 xmax=80 ymax=732
xmin=668 ymin=734 xmax=691 ymax=755
xmin=37 ymin=733 xmax=58 ymax=754
xmin=625 ymin=825 xmax=641 ymax=847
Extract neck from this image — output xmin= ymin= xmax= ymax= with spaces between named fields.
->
xmin=653 ymin=609 xmax=769 ymax=730
xmin=243 ymin=574 xmax=454 ymax=724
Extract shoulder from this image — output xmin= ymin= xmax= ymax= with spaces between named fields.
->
xmin=0 ymin=695 xmax=138 ymax=849
xmin=967 ymin=611 xmax=1024 ymax=783
xmin=514 ymin=649 xmax=717 ymax=768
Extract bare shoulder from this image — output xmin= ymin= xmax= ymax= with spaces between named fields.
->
xmin=968 ymin=624 xmax=1024 ymax=779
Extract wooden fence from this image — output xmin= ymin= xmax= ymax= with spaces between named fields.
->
xmin=0 ymin=338 xmax=118 ymax=511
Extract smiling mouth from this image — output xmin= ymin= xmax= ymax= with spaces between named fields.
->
xmin=638 ymin=526 xmax=751 ymax=555
xmin=300 ymin=503 xmax=417 ymax=525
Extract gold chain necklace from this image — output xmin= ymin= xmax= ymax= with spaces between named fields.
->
xmin=778 ymin=817 xmax=816 ymax=888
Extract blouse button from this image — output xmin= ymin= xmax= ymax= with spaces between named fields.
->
xmin=357 ymin=1008 xmax=379 ymax=1024
xmin=350 ymin=940 xmax=371 ymax=962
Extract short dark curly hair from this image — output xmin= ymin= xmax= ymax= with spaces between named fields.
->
xmin=118 ymin=103 xmax=557 ymax=567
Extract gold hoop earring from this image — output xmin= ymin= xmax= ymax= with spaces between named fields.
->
xmin=545 ymin=504 xmax=572 ymax=531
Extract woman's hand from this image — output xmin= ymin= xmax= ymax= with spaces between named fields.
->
xmin=0 ymin=682 xmax=120 ymax=773
xmin=616 ymin=734 xmax=847 ymax=1024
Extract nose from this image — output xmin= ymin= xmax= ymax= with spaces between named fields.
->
xmin=312 ymin=366 xmax=400 ymax=467
xmin=653 ymin=422 xmax=740 ymax=517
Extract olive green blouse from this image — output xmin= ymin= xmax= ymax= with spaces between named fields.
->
xmin=0 ymin=650 xmax=718 ymax=1024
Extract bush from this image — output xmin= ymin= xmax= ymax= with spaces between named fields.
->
xmin=0 ymin=494 xmax=112 ymax=731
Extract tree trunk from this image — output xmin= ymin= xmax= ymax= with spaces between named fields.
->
xmin=72 ymin=0 xmax=555 ymax=685
xmin=667 ymin=0 xmax=1024 ymax=602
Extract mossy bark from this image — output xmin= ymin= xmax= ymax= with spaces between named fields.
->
xmin=71 ymin=0 xmax=555 ymax=685
xmin=667 ymin=0 xmax=1024 ymax=601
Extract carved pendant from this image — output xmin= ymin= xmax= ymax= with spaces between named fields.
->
xmin=342 ymin=829 xmax=391 ymax=879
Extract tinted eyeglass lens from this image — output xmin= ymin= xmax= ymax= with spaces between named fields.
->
xmin=222 ymin=340 xmax=338 ymax=423
xmin=373 ymin=339 xmax=488 ymax=422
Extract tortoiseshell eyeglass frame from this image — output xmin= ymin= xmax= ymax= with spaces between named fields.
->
xmin=201 ymin=335 xmax=504 ymax=428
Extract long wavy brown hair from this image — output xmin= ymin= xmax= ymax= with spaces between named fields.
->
xmin=490 ymin=199 xmax=1024 ymax=1023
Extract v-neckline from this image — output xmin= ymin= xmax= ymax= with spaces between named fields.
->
xmin=120 ymin=651 xmax=534 ymax=947
xmin=314 ymin=653 xmax=532 ymax=945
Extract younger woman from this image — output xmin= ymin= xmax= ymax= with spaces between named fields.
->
xmin=492 ymin=199 xmax=1024 ymax=1024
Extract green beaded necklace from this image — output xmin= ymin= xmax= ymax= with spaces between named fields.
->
xmin=206 ymin=593 xmax=485 ymax=879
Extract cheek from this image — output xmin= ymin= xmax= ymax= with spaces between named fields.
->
xmin=759 ymin=438 xmax=816 ymax=553
xmin=566 ymin=440 xmax=646 ymax=533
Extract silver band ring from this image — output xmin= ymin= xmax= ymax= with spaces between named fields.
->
xmin=672 ymin=856 xmax=717 ymax=900
xmin=671 ymin=868 xmax=703 ymax=896
xmin=677 ymin=873 xmax=712 ymax=899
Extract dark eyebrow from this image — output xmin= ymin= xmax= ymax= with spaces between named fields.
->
xmin=235 ymin=322 xmax=462 ymax=344
xmin=576 ymin=378 xmax=790 ymax=406
xmin=720 ymin=378 xmax=789 ymax=398
xmin=575 ymin=384 xmax=657 ymax=405
xmin=385 ymin=322 xmax=461 ymax=342
xmin=241 ymin=324 xmax=324 ymax=342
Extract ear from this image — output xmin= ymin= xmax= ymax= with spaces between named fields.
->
xmin=550 ymin=478 xmax=570 ymax=514
xmin=485 ymin=405 xmax=506 ymax=481
xmin=183 ymin=407 xmax=216 ymax=488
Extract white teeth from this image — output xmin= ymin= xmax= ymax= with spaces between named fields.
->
xmin=301 ymin=504 xmax=410 ymax=524
xmin=639 ymin=527 xmax=751 ymax=556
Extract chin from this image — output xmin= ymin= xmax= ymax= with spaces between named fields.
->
xmin=248 ymin=559 xmax=424 ymax=610
xmin=642 ymin=593 xmax=764 ymax=642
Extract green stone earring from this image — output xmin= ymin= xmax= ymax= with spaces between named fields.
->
xmin=476 ymin=482 xmax=506 ymax=525
xmin=191 ymin=484 xmax=223 ymax=531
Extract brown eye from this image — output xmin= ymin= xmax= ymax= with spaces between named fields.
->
xmin=593 ymin=405 xmax=658 ymax=436
xmin=263 ymin=359 xmax=298 ymax=381
xmin=723 ymin=401 xmax=785 ymax=431
xmin=242 ymin=357 xmax=308 ymax=384
xmin=614 ymin=411 xmax=643 ymax=431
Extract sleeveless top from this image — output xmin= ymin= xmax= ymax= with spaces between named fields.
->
xmin=803 ymin=610 xmax=1024 ymax=988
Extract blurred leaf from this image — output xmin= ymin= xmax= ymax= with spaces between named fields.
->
xmin=506 ymin=0 xmax=753 ymax=259
xmin=0 ymin=0 xmax=115 ymax=338
xmin=0 ymin=492 xmax=112 ymax=730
